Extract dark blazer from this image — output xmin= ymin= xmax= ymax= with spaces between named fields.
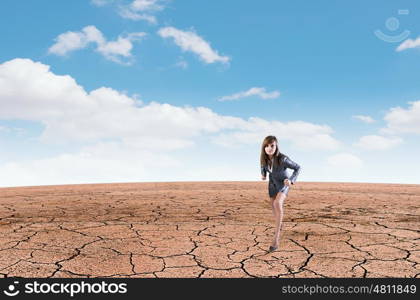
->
xmin=261 ymin=155 xmax=301 ymax=188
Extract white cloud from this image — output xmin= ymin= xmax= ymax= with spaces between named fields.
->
xmin=158 ymin=27 xmax=230 ymax=64
xmin=381 ymin=100 xmax=420 ymax=134
xmin=0 ymin=58 xmax=241 ymax=144
xmin=0 ymin=58 xmax=344 ymax=186
xmin=354 ymin=135 xmax=402 ymax=150
xmin=352 ymin=115 xmax=375 ymax=124
xmin=0 ymin=126 xmax=26 ymax=136
xmin=218 ymin=87 xmax=280 ymax=101
xmin=175 ymin=57 xmax=188 ymax=69
xmin=130 ymin=0 xmax=164 ymax=11
xmin=396 ymin=37 xmax=420 ymax=52
xmin=118 ymin=6 xmax=157 ymax=23
xmin=93 ymin=0 xmax=168 ymax=24
xmin=48 ymin=26 xmax=104 ymax=56
xmin=0 ymin=141 xmax=182 ymax=187
xmin=119 ymin=0 xmax=166 ymax=23
xmin=48 ymin=26 xmax=146 ymax=64
xmin=97 ymin=32 xmax=146 ymax=63
xmin=327 ymin=153 xmax=363 ymax=169
xmin=211 ymin=119 xmax=341 ymax=151
xmin=0 ymin=59 xmax=340 ymax=150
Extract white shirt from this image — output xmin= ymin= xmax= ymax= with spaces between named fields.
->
xmin=268 ymin=158 xmax=274 ymax=172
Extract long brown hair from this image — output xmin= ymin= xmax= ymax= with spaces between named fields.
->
xmin=260 ymin=135 xmax=285 ymax=168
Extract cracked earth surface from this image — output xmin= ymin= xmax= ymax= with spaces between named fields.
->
xmin=0 ymin=182 xmax=419 ymax=278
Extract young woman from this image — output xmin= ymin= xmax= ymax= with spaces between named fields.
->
xmin=260 ymin=135 xmax=301 ymax=252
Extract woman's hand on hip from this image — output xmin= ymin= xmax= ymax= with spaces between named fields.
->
xmin=283 ymin=179 xmax=291 ymax=186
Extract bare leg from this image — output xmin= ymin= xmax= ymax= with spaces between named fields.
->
xmin=270 ymin=195 xmax=277 ymax=217
xmin=271 ymin=192 xmax=287 ymax=248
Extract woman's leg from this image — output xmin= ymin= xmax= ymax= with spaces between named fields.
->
xmin=271 ymin=191 xmax=287 ymax=247
xmin=270 ymin=195 xmax=277 ymax=217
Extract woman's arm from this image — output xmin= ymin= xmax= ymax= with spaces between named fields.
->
xmin=284 ymin=156 xmax=301 ymax=184
xmin=261 ymin=166 xmax=267 ymax=177
xmin=261 ymin=166 xmax=267 ymax=178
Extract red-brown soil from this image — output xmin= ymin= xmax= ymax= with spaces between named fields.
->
xmin=0 ymin=181 xmax=419 ymax=278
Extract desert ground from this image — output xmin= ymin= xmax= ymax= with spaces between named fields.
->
xmin=0 ymin=181 xmax=419 ymax=278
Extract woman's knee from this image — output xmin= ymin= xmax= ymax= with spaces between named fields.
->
xmin=274 ymin=194 xmax=286 ymax=206
xmin=275 ymin=192 xmax=286 ymax=201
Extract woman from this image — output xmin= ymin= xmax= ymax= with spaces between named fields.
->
xmin=260 ymin=135 xmax=301 ymax=252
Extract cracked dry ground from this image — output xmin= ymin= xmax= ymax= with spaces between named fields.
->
xmin=0 ymin=182 xmax=419 ymax=278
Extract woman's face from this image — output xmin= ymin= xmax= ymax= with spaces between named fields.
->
xmin=264 ymin=141 xmax=276 ymax=156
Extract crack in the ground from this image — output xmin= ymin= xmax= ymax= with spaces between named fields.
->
xmin=1 ymin=182 xmax=418 ymax=277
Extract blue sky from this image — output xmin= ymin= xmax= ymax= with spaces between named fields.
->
xmin=0 ymin=0 xmax=419 ymax=187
